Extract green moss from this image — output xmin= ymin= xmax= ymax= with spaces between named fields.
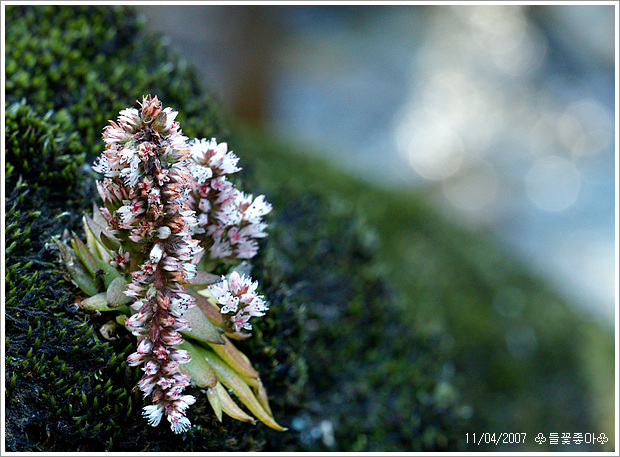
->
xmin=5 ymin=5 xmax=228 ymax=159
xmin=4 ymin=4 xmax=301 ymax=452
xmin=251 ymin=193 xmax=468 ymax=451
xmin=5 ymin=101 xmax=84 ymax=198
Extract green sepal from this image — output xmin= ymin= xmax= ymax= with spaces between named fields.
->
xmin=52 ymin=237 xmax=99 ymax=296
xmin=84 ymin=215 xmax=111 ymax=263
xmin=100 ymin=231 xmax=121 ymax=251
xmin=254 ymin=379 xmax=273 ymax=417
xmin=186 ymin=287 xmax=224 ymax=327
xmin=201 ymin=348 xmax=287 ymax=431
xmin=81 ymin=292 xmax=109 ymax=311
xmin=83 ymin=214 xmax=119 ymax=253
xmin=181 ymin=304 xmax=225 ymax=345
xmin=179 ymin=340 xmax=218 ymax=388
xmin=106 ymin=277 xmax=131 ymax=307
xmin=73 ymin=228 xmax=123 ymax=289
xmin=185 ymin=270 xmax=219 ymax=287
xmin=206 ymin=386 xmax=223 ymax=422
xmin=204 ymin=336 xmax=275 ymax=416
xmin=81 ymin=292 xmax=130 ymax=314
xmin=70 ymin=232 xmax=100 ymax=277
xmin=212 ymin=381 xmax=256 ymax=424
xmin=205 ymin=335 xmax=258 ymax=380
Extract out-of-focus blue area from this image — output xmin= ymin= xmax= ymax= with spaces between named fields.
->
xmin=136 ymin=5 xmax=616 ymax=324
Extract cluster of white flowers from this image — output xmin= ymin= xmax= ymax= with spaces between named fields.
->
xmin=90 ymin=96 xmax=274 ymax=433
xmin=187 ymin=138 xmax=272 ymax=262
xmin=208 ymin=271 xmax=268 ymax=333
xmin=94 ymin=96 xmax=202 ymax=434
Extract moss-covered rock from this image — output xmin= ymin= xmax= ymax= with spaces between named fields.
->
xmin=5 ymin=4 xmax=613 ymax=453
xmin=5 ymin=5 xmax=228 ymax=158
xmin=5 ymin=101 xmax=84 ymax=198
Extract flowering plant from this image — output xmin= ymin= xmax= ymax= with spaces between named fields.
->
xmin=53 ymin=96 xmax=283 ymax=434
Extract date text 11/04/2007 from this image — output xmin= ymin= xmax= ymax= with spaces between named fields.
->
xmin=465 ymin=432 xmax=609 ymax=446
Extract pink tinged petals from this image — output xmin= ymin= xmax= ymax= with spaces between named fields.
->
xmin=99 ymin=206 xmax=114 ymax=225
xmin=228 ymin=271 xmax=242 ymax=294
xmin=169 ymin=349 xmax=191 ymax=363
xmin=92 ymin=156 xmax=109 ymax=175
xmin=109 ymin=247 xmax=130 ymax=269
xmin=170 ymin=295 xmax=193 ymax=314
xmin=209 ymin=237 xmax=233 ymax=259
xmin=127 ymin=352 xmax=147 ymax=366
xmin=248 ymin=297 xmax=268 ymax=317
xmin=157 ymin=377 xmax=174 ymax=390
xmin=208 ymin=278 xmax=228 ymax=298
xmin=232 ymin=312 xmax=252 ymax=332
xmin=198 ymin=198 xmax=210 ymax=213
xmin=182 ymin=262 xmax=197 ymax=279
xmin=153 ymin=344 xmax=170 ymax=360
xmin=168 ymin=412 xmax=192 ymax=434
xmin=117 ymin=107 xmax=140 ymax=132
xmin=139 ymin=374 xmax=158 ymax=396
xmin=162 ymin=258 xmax=180 ymax=271
xmin=171 ymin=316 xmax=191 ymax=333
xmin=137 ymin=338 xmax=154 ymax=354
xmin=144 ymin=359 xmax=160 ymax=375
xmin=240 ymin=222 xmax=268 ymax=239
xmin=126 ymin=311 xmax=152 ymax=330
xmin=197 ymin=213 xmax=209 ymax=228
xmin=160 ymin=329 xmax=184 ymax=346
xmin=130 ymin=299 xmax=146 ymax=312
xmin=161 ymin=360 xmax=180 ymax=375
xmin=172 ymin=373 xmax=191 ymax=387
xmin=227 ymin=226 xmax=242 ymax=244
xmin=158 ymin=313 xmax=176 ymax=328
xmin=208 ymin=272 xmax=268 ymax=334
xmin=245 ymin=195 xmax=272 ymax=223
xmin=219 ymin=293 xmax=239 ymax=314
xmin=115 ymin=204 xmax=136 ymax=229
xmin=172 ymin=395 xmax=197 ymax=414
xmin=96 ymin=180 xmax=111 ymax=202
xmin=102 ymin=124 xmax=131 ymax=145
xmin=131 ymin=199 xmax=146 ymax=216
xmin=140 ymin=261 xmax=157 ymax=275
xmin=235 ymin=239 xmax=258 ymax=259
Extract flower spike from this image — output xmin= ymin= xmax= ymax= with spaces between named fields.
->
xmin=56 ymin=94 xmax=281 ymax=434
xmin=95 ymin=95 xmax=202 ymax=433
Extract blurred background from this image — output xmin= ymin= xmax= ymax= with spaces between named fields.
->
xmin=134 ymin=4 xmax=616 ymax=327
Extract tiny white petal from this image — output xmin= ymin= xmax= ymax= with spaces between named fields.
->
xmin=150 ymin=243 xmax=164 ymax=264
xmin=143 ymin=404 xmax=164 ymax=427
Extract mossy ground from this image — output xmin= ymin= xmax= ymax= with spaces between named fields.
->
xmin=4 ymin=4 xmax=615 ymax=452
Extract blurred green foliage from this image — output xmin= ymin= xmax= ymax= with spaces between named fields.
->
xmin=235 ymin=127 xmax=616 ymax=451
xmin=4 ymin=4 xmax=614 ymax=452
